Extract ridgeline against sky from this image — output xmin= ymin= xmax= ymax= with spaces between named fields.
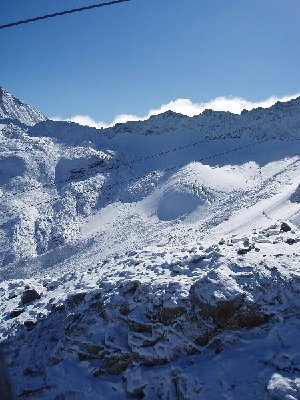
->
xmin=0 ymin=0 xmax=299 ymax=125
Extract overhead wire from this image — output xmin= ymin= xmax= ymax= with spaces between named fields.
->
xmin=0 ymin=0 xmax=130 ymax=31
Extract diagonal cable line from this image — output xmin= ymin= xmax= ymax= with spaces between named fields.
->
xmin=15 ymin=137 xmax=274 ymax=210
xmin=0 ymin=136 xmax=218 ymax=201
xmin=33 ymin=137 xmax=300 ymax=210
xmin=1 ymin=132 xmax=296 ymax=203
xmin=0 ymin=124 xmax=261 ymax=201
xmin=0 ymin=0 xmax=130 ymax=31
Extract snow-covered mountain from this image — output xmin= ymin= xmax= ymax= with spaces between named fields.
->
xmin=1 ymin=89 xmax=300 ymax=399
xmin=0 ymin=86 xmax=46 ymax=126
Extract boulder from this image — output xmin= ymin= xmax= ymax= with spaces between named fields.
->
xmin=280 ymin=222 xmax=292 ymax=232
xmin=21 ymin=289 xmax=41 ymax=304
xmin=190 ymin=269 xmax=244 ymax=326
xmin=9 ymin=308 xmax=24 ymax=318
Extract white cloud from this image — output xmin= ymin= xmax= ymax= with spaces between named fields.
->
xmin=51 ymin=114 xmax=107 ymax=129
xmin=52 ymin=93 xmax=300 ymax=129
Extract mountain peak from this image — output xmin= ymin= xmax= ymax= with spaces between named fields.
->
xmin=0 ymin=86 xmax=47 ymax=126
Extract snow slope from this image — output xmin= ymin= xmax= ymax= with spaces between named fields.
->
xmin=0 ymin=90 xmax=300 ymax=399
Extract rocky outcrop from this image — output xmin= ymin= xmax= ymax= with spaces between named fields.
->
xmin=21 ymin=288 xmax=41 ymax=304
xmin=1 ymin=226 xmax=300 ymax=399
xmin=4 ymin=269 xmax=275 ymax=398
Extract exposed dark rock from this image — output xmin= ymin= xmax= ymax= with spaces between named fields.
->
xmin=127 ymin=319 xmax=153 ymax=334
xmin=190 ymin=276 xmax=244 ymax=327
xmin=237 ymin=247 xmax=251 ymax=255
xmin=66 ymin=292 xmax=86 ymax=308
xmin=236 ymin=305 xmax=269 ymax=328
xmin=194 ymin=330 xmax=214 ymax=346
xmin=281 ymin=222 xmax=292 ymax=232
xmin=157 ymin=305 xmax=186 ymax=324
xmin=286 ymin=238 xmax=297 ymax=245
xmin=77 ymin=351 xmax=101 ymax=362
xmin=212 ymin=298 xmax=244 ymax=326
xmin=23 ymin=320 xmax=35 ymax=330
xmin=51 ymin=303 xmax=65 ymax=313
xmin=84 ymin=343 xmax=104 ymax=355
xmin=104 ymin=353 xmax=134 ymax=375
xmin=19 ymin=385 xmax=51 ymax=399
xmin=119 ymin=301 xmax=130 ymax=316
xmin=21 ymin=289 xmax=41 ymax=304
xmin=142 ymin=356 xmax=169 ymax=367
xmin=121 ymin=280 xmax=141 ymax=294
xmin=92 ymin=368 xmax=106 ymax=377
xmin=9 ymin=308 xmax=24 ymax=318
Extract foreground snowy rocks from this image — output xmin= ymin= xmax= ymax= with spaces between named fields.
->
xmin=1 ymin=225 xmax=300 ymax=399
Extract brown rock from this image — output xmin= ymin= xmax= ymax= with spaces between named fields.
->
xmin=236 ymin=305 xmax=269 ymax=328
xmin=213 ymin=298 xmax=243 ymax=326
xmin=104 ymin=353 xmax=133 ymax=374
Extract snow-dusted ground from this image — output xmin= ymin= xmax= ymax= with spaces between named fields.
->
xmin=0 ymin=88 xmax=300 ymax=399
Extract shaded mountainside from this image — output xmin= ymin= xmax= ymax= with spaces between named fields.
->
xmin=1 ymin=89 xmax=300 ymax=399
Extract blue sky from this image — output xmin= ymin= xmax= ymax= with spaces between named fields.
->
xmin=0 ymin=0 xmax=300 ymax=125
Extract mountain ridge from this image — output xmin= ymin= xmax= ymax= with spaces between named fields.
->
xmin=2 ymin=85 xmax=300 ymax=133
xmin=0 ymin=86 xmax=46 ymax=126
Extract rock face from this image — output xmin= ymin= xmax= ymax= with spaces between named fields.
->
xmin=0 ymin=86 xmax=46 ymax=126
